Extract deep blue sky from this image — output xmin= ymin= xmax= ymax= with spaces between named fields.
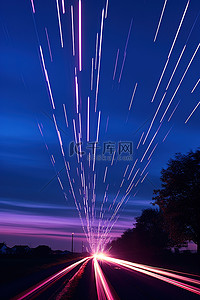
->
xmin=1 ymin=0 xmax=200 ymax=251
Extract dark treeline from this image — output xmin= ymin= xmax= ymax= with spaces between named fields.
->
xmin=107 ymin=149 xmax=200 ymax=267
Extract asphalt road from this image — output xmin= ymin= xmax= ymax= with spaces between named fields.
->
xmin=4 ymin=257 xmax=200 ymax=300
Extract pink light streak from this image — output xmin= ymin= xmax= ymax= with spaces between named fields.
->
xmin=70 ymin=5 xmax=75 ymax=56
xmin=160 ymin=43 xmax=200 ymax=123
xmin=113 ymin=49 xmax=119 ymax=81
xmin=45 ymin=28 xmax=53 ymax=62
xmin=168 ymin=100 xmax=181 ymax=122
xmin=87 ymin=97 xmax=90 ymax=142
xmin=185 ymin=101 xmax=200 ymax=124
xmin=62 ymin=0 xmax=65 ymax=14
xmin=98 ymin=256 xmax=200 ymax=296
xmin=63 ymin=104 xmax=69 ymax=127
xmin=39 ymin=46 xmax=55 ymax=109
xmin=56 ymin=0 xmax=64 ymax=48
xmin=95 ymin=9 xmax=105 ymax=112
xmin=154 ymin=0 xmax=168 ymax=42
xmin=30 ymin=0 xmax=35 ymax=14
xmin=79 ymin=0 xmax=82 ymax=71
xmin=128 ymin=82 xmax=138 ymax=111
xmin=93 ymin=257 xmax=115 ymax=300
xmin=191 ymin=78 xmax=200 ymax=93
xmin=16 ymin=257 xmax=90 ymax=300
xmin=118 ymin=19 xmax=133 ymax=84
xmin=151 ymin=0 xmax=190 ymax=102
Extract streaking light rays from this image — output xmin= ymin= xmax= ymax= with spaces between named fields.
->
xmin=168 ymin=100 xmax=181 ymax=122
xmin=141 ymin=123 xmax=162 ymax=162
xmin=63 ymin=104 xmax=69 ymax=128
xmin=95 ymin=9 xmax=105 ymax=112
xmin=128 ymin=83 xmax=138 ymax=111
xmin=118 ymin=18 xmax=133 ymax=84
xmin=97 ymin=256 xmax=200 ymax=296
xmin=39 ymin=45 xmax=55 ymax=109
xmin=93 ymin=257 xmax=115 ymax=300
xmin=30 ymin=0 xmax=35 ymax=13
xmin=45 ymin=28 xmax=53 ymax=62
xmin=143 ymin=92 xmax=166 ymax=144
xmin=56 ymin=0 xmax=64 ymax=48
xmin=154 ymin=0 xmax=168 ymax=42
xmin=17 ymin=257 xmax=91 ymax=300
xmin=79 ymin=0 xmax=82 ymax=71
xmin=151 ymin=0 xmax=190 ymax=102
xmin=62 ymin=0 xmax=65 ymax=14
xmin=70 ymin=5 xmax=75 ymax=56
xmin=87 ymin=97 xmax=90 ymax=142
xmin=191 ymin=78 xmax=200 ymax=93
xmin=105 ymin=0 xmax=109 ymax=19
xmin=160 ymin=43 xmax=200 ymax=123
xmin=185 ymin=101 xmax=200 ymax=124
xmin=113 ymin=49 xmax=119 ymax=81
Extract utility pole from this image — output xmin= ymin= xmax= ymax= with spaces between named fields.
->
xmin=71 ymin=233 xmax=74 ymax=253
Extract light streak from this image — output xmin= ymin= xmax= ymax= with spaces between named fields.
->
xmin=30 ymin=0 xmax=35 ymax=13
xmin=143 ymin=92 xmax=166 ymax=144
xmin=127 ymin=159 xmax=138 ymax=180
xmin=103 ymin=166 xmax=108 ymax=183
xmin=185 ymin=101 xmax=200 ymax=124
xmin=137 ymin=132 xmax=144 ymax=149
xmin=79 ymin=0 xmax=82 ymax=71
xmin=126 ymin=168 xmax=140 ymax=193
xmin=105 ymin=0 xmax=109 ymax=19
xmin=105 ymin=116 xmax=109 ymax=133
xmin=45 ymin=28 xmax=53 ymax=62
xmin=63 ymin=104 xmax=69 ymax=127
xmin=118 ymin=19 xmax=133 ymax=83
xmin=95 ymin=9 xmax=105 ymax=112
xmin=78 ymin=113 xmax=82 ymax=139
xmin=70 ymin=5 xmax=75 ymax=56
xmin=17 ymin=257 xmax=90 ymax=300
xmin=93 ymin=111 xmax=101 ymax=171
xmin=160 ymin=43 xmax=200 ymax=123
xmin=93 ymin=258 xmax=115 ymax=300
xmin=75 ymin=68 xmax=79 ymax=114
xmin=168 ymin=100 xmax=181 ymax=122
xmin=151 ymin=0 xmax=190 ymax=102
xmin=141 ymin=123 xmax=162 ymax=162
xmin=141 ymin=171 xmax=149 ymax=183
xmin=91 ymin=58 xmax=94 ymax=90
xmin=113 ymin=49 xmax=119 ymax=81
xmin=140 ymin=159 xmax=151 ymax=176
xmin=120 ymin=178 xmax=125 ymax=188
xmin=128 ymin=83 xmax=138 ymax=111
xmin=87 ymin=97 xmax=90 ymax=142
xmin=62 ymin=0 xmax=65 ymax=14
xmin=98 ymin=256 xmax=200 ymax=296
xmin=191 ymin=78 xmax=200 ymax=93
xmin=166 ymin=45 xmax=186 ymax=90
xmin=154 ymin=0 xmax=168 ymax=42
xmin=39 ymin=46 xmax=55 ymax=109
xmin=123 ymin=165 xmax=129 ymax=177
xmin=163 ymin=126 xmax=173 ymax=142
xmin=95 ymin=33 xmax=99 ymax=70
xmin=148 ymin=143 xmax=158 ymax=160
xmin=56 ymin=0 xmax=64 ymax=48
xmin=111 ymin=150 xmax=115 ymax=166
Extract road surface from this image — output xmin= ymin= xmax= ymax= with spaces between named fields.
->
xmin=4 ymin=255 xmax=200 ymax=300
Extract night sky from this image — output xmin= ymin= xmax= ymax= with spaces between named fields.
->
xmin=1 ymin=0 xmax=200 ymax=251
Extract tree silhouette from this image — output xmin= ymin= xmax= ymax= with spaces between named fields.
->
xmin=108 ymin=208 xmax=169 ymax=258
xmin=153 ymin=149 xmax=200 ymax=253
